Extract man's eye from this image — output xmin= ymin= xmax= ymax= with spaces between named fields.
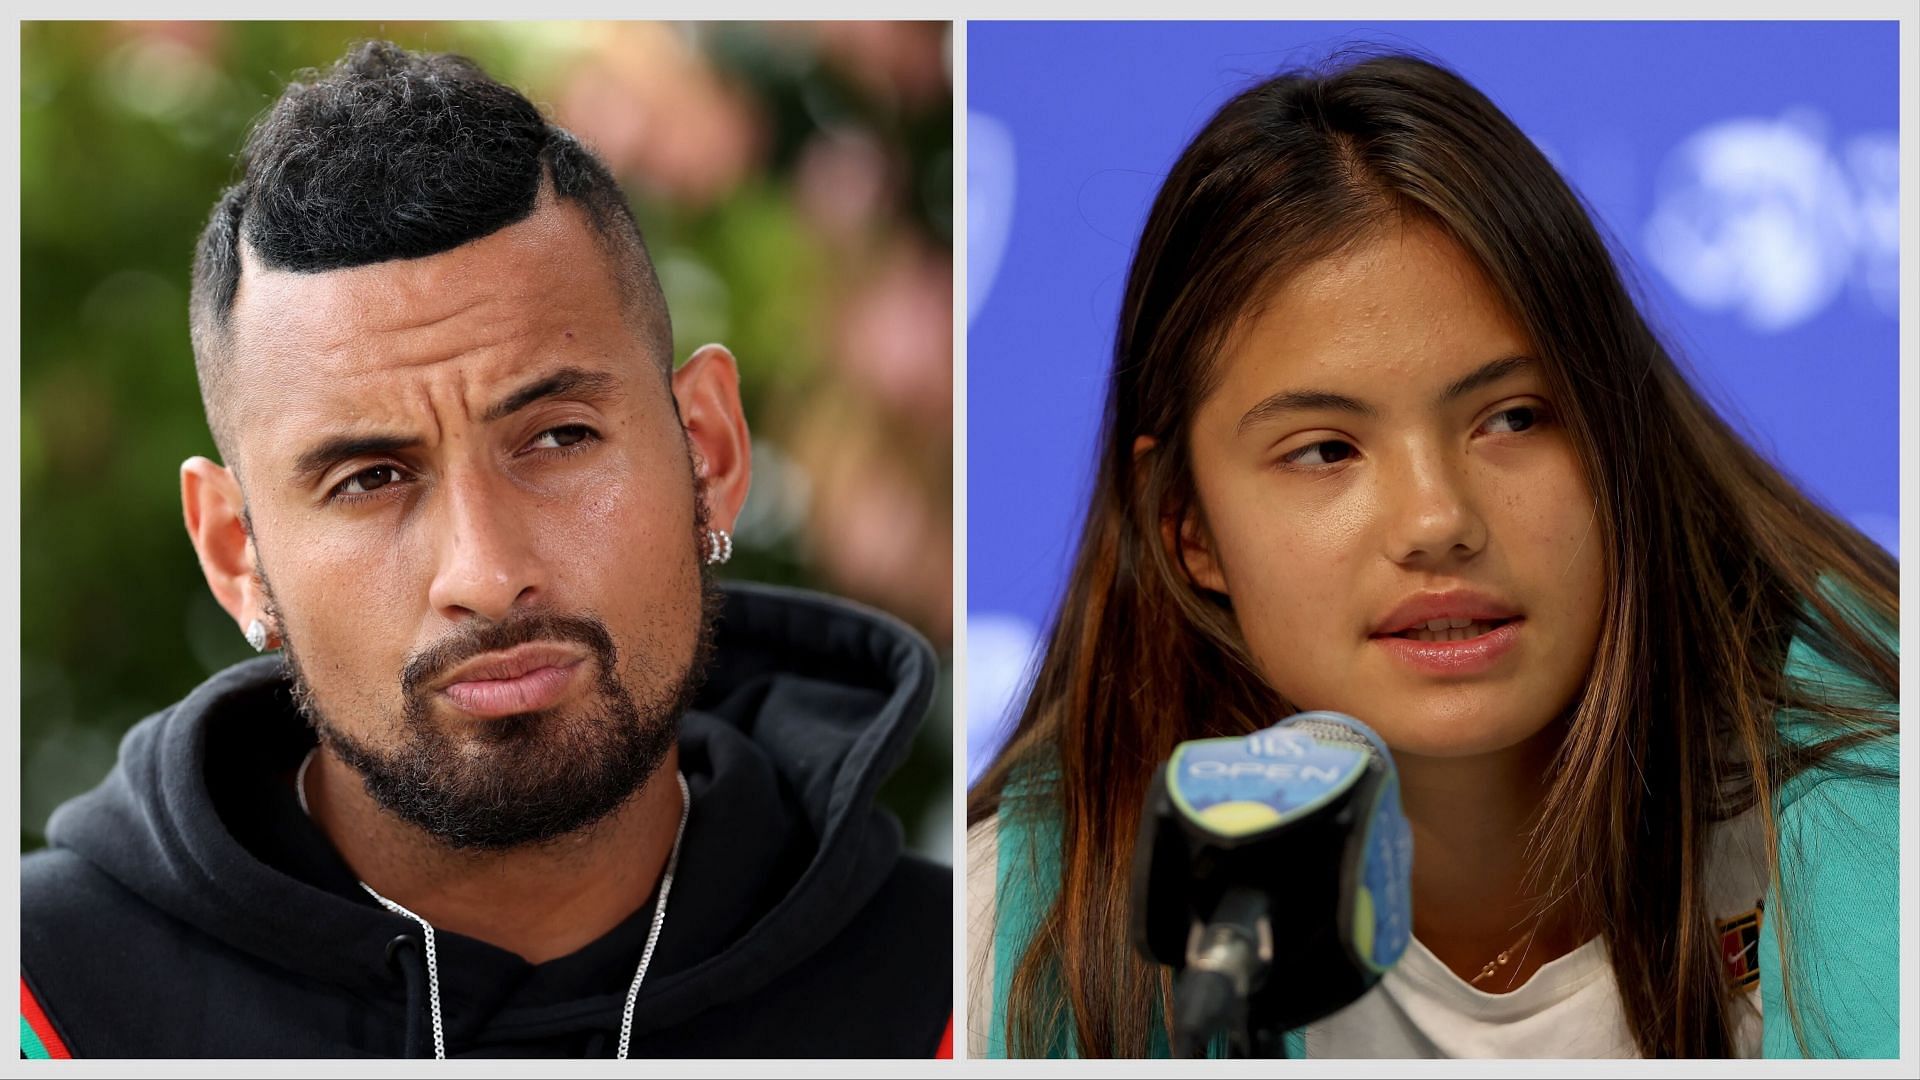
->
xmin=528 ymin=425 xmax=597 ymax=451
xmin=335 ymin=465 xmax=403 ymax=498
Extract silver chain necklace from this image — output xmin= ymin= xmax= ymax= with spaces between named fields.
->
xmin=295 ymin=749 xmax=689 ymax=1059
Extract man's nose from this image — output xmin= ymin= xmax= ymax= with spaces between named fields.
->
xmin=425 ymin=467 xmax=547 ymax=624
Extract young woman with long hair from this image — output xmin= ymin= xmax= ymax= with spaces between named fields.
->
xmin=967 ymin=52 xmax=1899 ymax=1059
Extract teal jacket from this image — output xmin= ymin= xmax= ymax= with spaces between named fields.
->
xmin=981 ymin=590 xmax=1898 ymax=1059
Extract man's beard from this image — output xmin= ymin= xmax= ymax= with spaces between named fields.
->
xmin=264 ymin=536 xmax=723 ymax=852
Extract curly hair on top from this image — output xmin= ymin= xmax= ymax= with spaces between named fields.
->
xmin=188 ymin=40 xmax=671 ymax=456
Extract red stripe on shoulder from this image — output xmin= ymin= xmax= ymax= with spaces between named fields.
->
xmin=935 ymin=1013 xmax=953 ymax=1058
xmin=21 ymin=975 xmax=73 ymax=1059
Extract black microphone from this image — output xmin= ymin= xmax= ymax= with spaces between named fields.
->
xmin=1129 ymin=711 xmax=1414 ymax=1057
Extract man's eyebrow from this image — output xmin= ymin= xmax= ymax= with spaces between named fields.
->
xmin=288 ymin=368 xmax=625 ymax=485
xmin=1235 ymin=355 xmax=1537 ymax=434
xmin=482 ymin=367 xmax=622 ymax=423
xmin=291 ymin=433 xmax=421 ymax=485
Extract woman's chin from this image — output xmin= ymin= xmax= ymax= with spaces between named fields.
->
xmin=1364 ymin=705 xmax=1562 ymax=763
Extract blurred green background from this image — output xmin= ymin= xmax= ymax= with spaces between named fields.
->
xmin=20 ymin=21 xmax=954 ymax=860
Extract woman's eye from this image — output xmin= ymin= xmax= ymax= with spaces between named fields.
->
xmin=1283 ymin=439 xmax=1357 ymax=468
xmin=1483 ymin=405 xmax=1544 ymax=435
xmin=527 ymin=425 xmax=597 ymax=451
xmin=335 ymin=465 xmax=402 ymax=498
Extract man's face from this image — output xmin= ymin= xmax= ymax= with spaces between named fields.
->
xmin=224 ymin=194 xmax=711 ymax=848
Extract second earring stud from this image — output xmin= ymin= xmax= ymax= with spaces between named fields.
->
xmin=704 ymin=528 xmax=733 ymax=566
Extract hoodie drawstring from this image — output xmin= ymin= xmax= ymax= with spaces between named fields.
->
xmin=384 ymin=934 xmax=431 ymax=1059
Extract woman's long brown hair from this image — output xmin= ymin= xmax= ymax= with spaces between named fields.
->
xmin=968 ymin=52 xmax=1898 ymax=1059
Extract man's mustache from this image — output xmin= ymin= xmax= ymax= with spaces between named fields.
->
xmin=399 ymin=612 xmax=619 ymax=700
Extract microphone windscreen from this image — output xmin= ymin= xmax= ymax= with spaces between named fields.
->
xmin=1277 ymin=710 xmax=1394 ymax=773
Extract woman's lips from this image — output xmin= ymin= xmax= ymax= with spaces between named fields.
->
xmin=441 ymin=660 xmax=584 ymax=717
xmin=1370 ymin=617 xmax=1523 ymax=676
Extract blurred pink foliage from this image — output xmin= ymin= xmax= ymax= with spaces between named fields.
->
xmin=789 ymin=21 xmax=949 ymax=110
xmin=555 ymin=24 xmax=767 ymax=209
xmin=113 ymin=20 xmax=225 ymax=56
xmin=833 ymin=241 xmax=953 ymax=433
xmin=795 ymin=128 xmax=896 ymax=244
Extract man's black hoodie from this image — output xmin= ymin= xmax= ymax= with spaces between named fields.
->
xmin=21 ymin=583 xmax=952 ymax=1058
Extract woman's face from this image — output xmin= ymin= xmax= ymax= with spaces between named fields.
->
xmin=1180 ymin=218 xmax=1607 ymax=760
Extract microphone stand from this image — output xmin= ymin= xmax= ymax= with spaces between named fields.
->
xmin=1170 ymin=886 xmax=1274 ymax=1058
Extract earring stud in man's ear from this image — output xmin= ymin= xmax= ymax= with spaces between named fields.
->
xmin=245 ymin=619 xmax=271 ymax=653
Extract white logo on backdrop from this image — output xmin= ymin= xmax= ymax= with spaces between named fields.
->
xmin=968 ymin=110 xmax=1017 ymax=325
xmin=967 ymin=611 xmax=1040 ymax=780
xmin=1643 ymin=112 xmax=1897 ymax=333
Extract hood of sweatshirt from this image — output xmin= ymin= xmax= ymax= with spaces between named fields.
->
xmin=35 ymin=581 xmax=943 ymax=1055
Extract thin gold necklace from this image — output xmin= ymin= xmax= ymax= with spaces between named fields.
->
xmin=1468 ymin=923 xmax=1539 ymax=988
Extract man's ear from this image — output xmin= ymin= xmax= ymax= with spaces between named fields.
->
xmin=181 ymin=457 xmax=273 ymax=639
xmin=1133 ymin=435 xmax=1228 ymax=596
xmin=672 ymin=344 xmax=752 ymax=531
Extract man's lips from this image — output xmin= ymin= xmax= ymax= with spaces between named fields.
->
xmin=434 ymin=643 xmax=589 ymax=718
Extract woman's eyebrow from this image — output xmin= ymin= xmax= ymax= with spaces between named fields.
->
xmin=1439 ymin=354 xmax=1535 ymax=405
xmin=1235 ymin=354 xmax=1537 ymax=434
xmin=1235 ymin=388 xmax=1374 ymax=434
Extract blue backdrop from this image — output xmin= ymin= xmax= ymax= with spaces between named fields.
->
xmin=966 ymin=21 xmax=1901 ymax=777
